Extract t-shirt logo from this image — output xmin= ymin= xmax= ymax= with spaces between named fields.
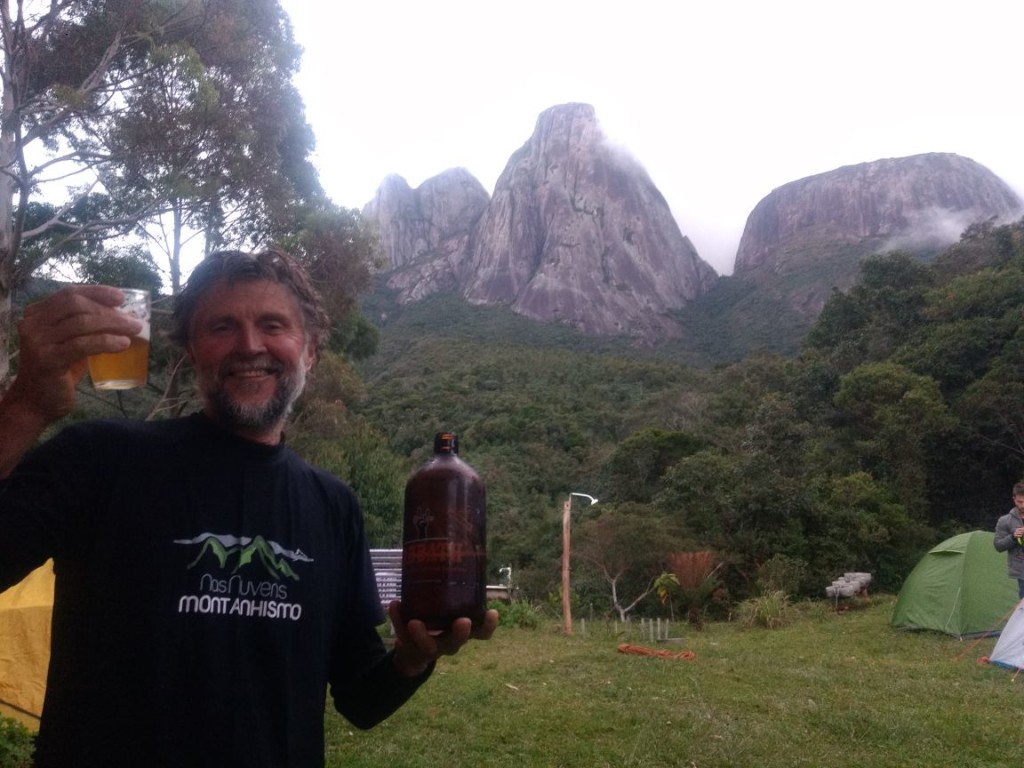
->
xmin=174 ymin=532 xmax=313 ymax=581
xmin=173 ymin=532 xmax=314 ymax=621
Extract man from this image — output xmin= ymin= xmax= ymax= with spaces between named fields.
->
xmin=994 ymin=482 xmax=1024 ymax=599
xmin=0 ymin=249 xmax=498 ymax=767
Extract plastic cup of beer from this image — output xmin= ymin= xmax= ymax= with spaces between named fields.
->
xmin=87 ymin=288 xmax=151 ymax=390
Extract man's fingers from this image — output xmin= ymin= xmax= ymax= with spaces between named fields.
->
xmin=388 ymin=601 xmax=498 ymax=656
xmin=472 ymin=609 xmax=500 ymax=640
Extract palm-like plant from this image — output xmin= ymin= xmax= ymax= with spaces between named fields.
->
xmin=665 ymin=551 xmax=722 ymax=629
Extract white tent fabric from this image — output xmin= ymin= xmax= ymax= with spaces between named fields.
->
xmin=989 ymin=598 xmax=1024 ymax=671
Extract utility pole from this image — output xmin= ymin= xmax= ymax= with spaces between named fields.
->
xmin=561 ymin=492 xmax=597 ymax=636
xmin=562 ymin=497 xmax=573 ymax=635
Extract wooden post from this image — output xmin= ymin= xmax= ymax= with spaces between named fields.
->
xmin=562 ymin=496 xmax=573 ymax=636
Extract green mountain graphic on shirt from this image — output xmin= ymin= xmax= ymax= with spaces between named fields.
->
xmin=174 ymin=533 xmax=309 ymax=581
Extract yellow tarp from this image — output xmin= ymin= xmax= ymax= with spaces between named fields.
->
xmin=0 ymin=561 xmax=54 ymax=730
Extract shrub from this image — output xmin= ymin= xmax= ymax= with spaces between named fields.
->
xmin=665 ymin=551 xmax=722 ymax=629
xmin=0 ymin=717 xmax=35 ymax=768
xmin=736 ymin=590 xmax=792 ymax=629
xmin=491 ymin=600 xmax=542 ymax=629
xmin=756 ymin=554 xmax=808 ymax=596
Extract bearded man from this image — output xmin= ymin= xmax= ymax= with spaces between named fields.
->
xmin=0 ymin=249 xmax=497 ymax=767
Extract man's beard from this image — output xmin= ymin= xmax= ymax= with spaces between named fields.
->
xmin=201 ymin=357 xmax=307 ymax=435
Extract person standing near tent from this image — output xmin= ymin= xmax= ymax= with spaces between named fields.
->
xmin=993 ymin=482 xmax=1024 ymax=599
xmin=0 ymin=248 xmax=498 ymax=767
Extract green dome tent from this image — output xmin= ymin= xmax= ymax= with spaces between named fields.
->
xmin=891 ymin=530 xmax=1018 ymax=639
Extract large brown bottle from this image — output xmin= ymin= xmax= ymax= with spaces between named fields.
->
xmin=401 ymin=432 xmax=486 ymax=630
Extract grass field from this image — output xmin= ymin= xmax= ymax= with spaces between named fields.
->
xmin=324 ymin=597 xmax=1023 ymax=768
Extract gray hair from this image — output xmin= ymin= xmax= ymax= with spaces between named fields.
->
xmin=170 ymin=248 xmax=330 ymax=356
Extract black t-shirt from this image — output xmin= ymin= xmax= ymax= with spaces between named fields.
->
xmin=0 ymin=414 xmax=423 ymax=767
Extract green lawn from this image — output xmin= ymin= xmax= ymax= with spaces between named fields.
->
xmin=325 ymin=597 xmax=1024 ymax=767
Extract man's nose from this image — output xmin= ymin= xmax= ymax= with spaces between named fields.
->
xmin=236 ymin=324 xmax=267 ymax=353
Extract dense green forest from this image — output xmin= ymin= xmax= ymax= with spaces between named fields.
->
xmin=27 ymin=217 xmax=1024 ymax=622
xmin=303 ymin=217 xmax=1024 ymax=618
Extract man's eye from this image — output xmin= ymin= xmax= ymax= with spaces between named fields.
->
xmin=204 ymin=322 xmax=235 ymax=336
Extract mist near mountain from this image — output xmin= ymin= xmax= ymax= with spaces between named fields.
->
xmin=365 ymin=105 xmax=1023 ymax=351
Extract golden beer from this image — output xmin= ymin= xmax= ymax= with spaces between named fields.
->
xmin=88 ymin=288 xmax=151 ymax=390
xmin=88 ymin=336 xmax=150 ymax=389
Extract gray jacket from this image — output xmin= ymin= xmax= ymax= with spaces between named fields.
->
xmin=994 ymin=508 xmax=1024 ymax=579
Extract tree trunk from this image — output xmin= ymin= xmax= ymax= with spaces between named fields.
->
xmin=0 ymin=60 xmax=18 ymax=387
xmin=0 ymin=288 xmax=11 ymax=388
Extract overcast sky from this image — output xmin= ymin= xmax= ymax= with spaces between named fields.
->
xmin=279 ymin=0 xmax=1023 ymax=276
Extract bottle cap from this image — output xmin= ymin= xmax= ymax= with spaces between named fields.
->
xmin=434 ymin=432 xmax=459 ymax=454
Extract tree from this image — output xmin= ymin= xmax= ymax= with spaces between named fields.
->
xmin=960 ymin=374 xmax=1024 ymax=461
xmin=805 ymin=471 xmax=923 ymax=592
xmin=833 ymin=362 xmax=954 ymax=509
xmin=664 ymin=550 xmax=722 ymax=629
xmin=278 ymin=203 xmax=380 ymax=351
xmin=278 ymin=351 xmax=402 ymax=544
xmin=97 ymin=1 xmax=323 ymax=290
xmin=0 ymin=0 xmax=327 ymax=383
xmin=573 ymin=503 xmax=685 ymax=621
xmin=78 ymin=244 xmax=163 ymax=295
xmin=598 ymin=428 xmax=704 ymax=503
xmin=804 ymin=252 xmax=934 ymax=371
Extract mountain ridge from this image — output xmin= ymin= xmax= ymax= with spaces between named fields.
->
xmin=363 ymin=104 xmax=1022 ymax=353
xmin=365 ymin=103 xmax=718 ymax=343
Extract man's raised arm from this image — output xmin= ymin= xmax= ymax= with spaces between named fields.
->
xmin=0 ymin=285 xmax=141 ymax=478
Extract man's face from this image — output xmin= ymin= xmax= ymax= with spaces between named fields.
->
xmin=188 ymin=278 xmax=316 ymax=444
xmin=1014 ymin=495 xmax=1024 ymax=513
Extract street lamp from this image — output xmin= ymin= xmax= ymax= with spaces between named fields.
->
xmin=562 ymin=491 xmax=598 ymax=636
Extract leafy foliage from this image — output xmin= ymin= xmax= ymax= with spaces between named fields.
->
xmin=490 ymin=599 xmax=543 ymax=629
xmin=0 ymin=717 xmax=34 ymax=768
xmin=573 ymin=502 xmax=686 ymax=621
xmin=288 ymin=353 xmax=405 ymax=547
xmin=664 ymin=550 xmax=723 ymax=628
xmin=735 ymin=589 xmax=792 ymax=629
xmin=27 ymin=195 xmax=1024 ymax=624
xmin=0 ymin=0 xmax=369 ymax=390
xmin=348 ymin=217 xmax=1024 ymax=617
xmin=600 ymin=428 xmax=705 ymax=503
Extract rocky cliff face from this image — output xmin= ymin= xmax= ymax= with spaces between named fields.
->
xmin=365 ymin=103 xmax=717 ymax=340
xmin=732 ymin=153 xmax=1023 ymax=316
xmin=365 ymin=113 xmax=1023 ymax=346
xmin=464 ymin=103 xmax=717 ymax=338
xmin=363 ymin=169 xmax=490 ymax=302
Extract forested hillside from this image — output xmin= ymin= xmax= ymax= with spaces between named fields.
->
xmin=332 ymin=217 xmax=1024 ymax=616
xmin=52 ymin=219 xmax=1024 ymax=621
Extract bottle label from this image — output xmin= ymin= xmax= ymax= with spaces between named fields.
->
xmin=402 ymin=503 xmax=485 ymax=594
xmin=404 ymin=538 xmax=481 ymax=569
